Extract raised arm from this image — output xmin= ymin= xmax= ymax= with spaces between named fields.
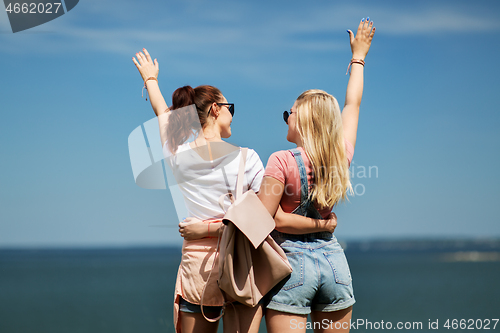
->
xmin=342 ymin=18 xmax=375 ymax=149
xmin=132 ymin=48 xmax=170 ymax=146
xmin=258 ymin=176 xmax=336 ymax=234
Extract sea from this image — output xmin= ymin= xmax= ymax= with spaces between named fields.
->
xmin=1 ymin=239 xmax=499 ymax=333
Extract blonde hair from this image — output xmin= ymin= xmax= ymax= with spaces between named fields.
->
xmin=295 ymin=89 xmax=353 ymax=207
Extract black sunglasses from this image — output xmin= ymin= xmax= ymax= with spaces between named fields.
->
xmin=208 ymin=103 xmax=235 ymax=117
xmin=283 ymin=110 xmax=295 ymax=124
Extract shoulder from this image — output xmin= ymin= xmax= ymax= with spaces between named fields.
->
xmin=263 ymin=149 xmax=296 ymax=184
xmin=245 ymin=148 xmax=261 ymax=161
xmin=269 ymin=149 xmax=292 ymax=159
xmin=242 ymin=148 xmax=264 ymax=171
xmin=266 ymin=150 xmax=295 ymax=173
xmin=267 ymin=149 xmax=294 ymax=166
xmin=240 ymin=148 xmax=265 ymax=191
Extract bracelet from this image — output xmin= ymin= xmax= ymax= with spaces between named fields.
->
xmin=144 ymin=77 xmax=158 ymax=84
xmin=142 ymin=77 xmax=158 ymax=101
xmin=205 ymin=220 xmax=221 ymax=239
xmin=346 ymin=58 xmax=365 ymax=75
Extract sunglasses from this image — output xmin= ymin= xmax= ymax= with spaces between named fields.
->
xmin=208 ymin=103 xmax=235 ymax=117
xmin=283 ymin=110 xmax=295 ymax=124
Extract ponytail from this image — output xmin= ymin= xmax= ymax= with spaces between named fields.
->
xmin=166 ymin=85 xmax=223 ymax=154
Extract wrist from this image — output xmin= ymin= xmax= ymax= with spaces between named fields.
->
xmin=320 ymin=220 xmax=329 ymax=232
xmin=206 ymin=221 xmax=221 ymax=238
xmin=346 ymin=58 xmax=365 ymax=75
xmin=144 ymin=77 xmax=158 ymax=85
xmin=141 ymin=76 xmax=158 ymax=101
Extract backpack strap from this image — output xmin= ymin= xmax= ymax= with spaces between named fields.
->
xmin=235 ymin=148 xmax=248 ymax=200
xmin=218 ymin=148 xmax=247 ymax=212
xmin=200 ymin=226 xmax=224 ymax=322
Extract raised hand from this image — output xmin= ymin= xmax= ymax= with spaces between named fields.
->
xmin=131 ymin=48 xmax=168 ymax=118
xmin=132 ymin=48 xmax=159 ymax=82
xmin=347 ymin=18 xmax=375 ymax=60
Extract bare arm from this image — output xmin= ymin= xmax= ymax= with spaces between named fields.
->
xmin=274 ymin=206 xmax=337 ymax=234
xmin=258 ymin=176 xmax=336 ymax=234
xmin=179 ymin=218 xmax=223 ymax=240
xmin=132 ymin=48 xmax=170 ymax=146
xmin=179 ymin=175 xmax=336 ymax=238
xmin=342 ymin=19 xmax=375 ymax=149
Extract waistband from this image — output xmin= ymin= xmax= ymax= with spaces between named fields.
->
xmin=271 ymin=230 xmax=335 ymax=241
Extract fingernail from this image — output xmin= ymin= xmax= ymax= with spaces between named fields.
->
xmin=367 ymin=17 xmax=370 ymax=21
xmin=362 ymin=18 xmax=364 ymax=22
xmin=346 ymin=30 xmax=350 ymax=33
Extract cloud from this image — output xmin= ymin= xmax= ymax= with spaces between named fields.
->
xmin=0 ymin=1 xmax=498 ymax=63
xmin=1 ymin=0 xmax=497 ymax=87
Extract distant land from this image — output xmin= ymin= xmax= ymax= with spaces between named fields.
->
xmin=1 ymin=238 xmax=500 ymax=254
xmin=338 ymin=238 xmax=500 ymax=262
xmin=342 ymin=238 xmax=500 ymax=254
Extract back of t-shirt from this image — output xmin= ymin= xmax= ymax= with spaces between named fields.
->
xmin=164 ymin=141 xmax=264 ymax=220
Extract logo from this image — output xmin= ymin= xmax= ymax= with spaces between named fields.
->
xmin=3 ymin=0 xmax=78 ymax=33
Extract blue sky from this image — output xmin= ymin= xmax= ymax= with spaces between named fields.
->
xmin=1 ymin=0 xmax=499 ymax=248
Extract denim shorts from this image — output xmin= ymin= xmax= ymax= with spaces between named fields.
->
xmin=265 ymin=231 xmax=355 ymax=315
xmin=179 ymin=297 xmax=223 ymax=315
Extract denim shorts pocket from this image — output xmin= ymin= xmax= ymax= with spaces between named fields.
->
xmin=282 ymin=251 xmax=304 ymax=291
xmin=324 ymin=250 xmax=352 ymax=286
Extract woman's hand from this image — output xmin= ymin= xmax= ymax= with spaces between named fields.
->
xmin=273 ymin=206 xmax=338 ymax=234
xmin=131 ymin=48 xmax=168 ymax=119
xmin=323 ymin=212 xmax=337 ymax=233
xmin=178 ymin=217 xmax=208 ymax=240
xmin=347 ymin=18 xmax=375 ymax=60
xmin=132 ymin=48 xmax=159 ymax=82
xmin=342 ymin=18 xmax=375 ymax=149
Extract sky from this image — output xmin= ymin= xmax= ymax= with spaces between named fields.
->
xmin=1 ymin=0 xmax=499 ymax=248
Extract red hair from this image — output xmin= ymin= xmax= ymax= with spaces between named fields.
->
xmin=166 ymin=85 xmax=223 ymax=154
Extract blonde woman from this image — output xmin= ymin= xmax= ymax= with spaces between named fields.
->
xmin=258 ymin=19 xmax=375 ymax=333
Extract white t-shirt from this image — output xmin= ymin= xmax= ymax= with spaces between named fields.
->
xmin=163 ymin=141 xmax=264 ymax=220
